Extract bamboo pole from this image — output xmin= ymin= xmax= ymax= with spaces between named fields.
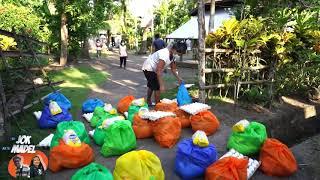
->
xmin=198 ymin=0 xmax=206 ymax=103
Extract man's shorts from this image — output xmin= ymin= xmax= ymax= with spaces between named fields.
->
xmin=143 ymin=70 xmax=160 ymax=91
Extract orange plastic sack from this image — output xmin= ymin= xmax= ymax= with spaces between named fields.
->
xmin=49 ymin=140 xmax=94 ymax=172
xmin=260 ymin=138 xmax=297 ymax=176
xmin=155 ymin=102 xmax=178 ymax=112
xmin=152 ymin=117 xmax=181 ymax=148
xmin=132 ymin=114 xmax=153 ymax=139
xmin=174 ymin=109 xmax=191 ymax=128
xmin=205 ymin=157 xmax=248 ymax=180
xmin=190 ymin=110 xmax=220 ymax=135
xmin=117 ymin=95 xmax=135 ymax=114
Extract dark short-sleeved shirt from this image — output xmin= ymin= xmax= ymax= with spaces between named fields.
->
xmin=153 ymin=38 xmax=166 ymax=52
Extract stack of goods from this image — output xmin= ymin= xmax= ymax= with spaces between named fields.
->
xmin=92 ymin=115 xmax=125 ymax=146
xmin=206 ymin=156 xmax=248 ymax=180
xmin=155 ymin=99 xmax=178 ymax=112
xmin=113 ymin=150 xmax=165 ymax=180
xmin=227 ymin=121 xmax=267 ymax=155
xmin=127 ymin=98 xmax=148 ymax=123
xmin=180 ymin=102 xmax=220 ymax=136
xmin=175 ymin=131 xmax=218 ymax=179
xmin=90 ymin=104 xmax=119 ymax=128
xmin=35 ymin=92 xmax=73 ymax=129
xmin=259 ymin=138 xmax=297 ymax=177
xmin=219 ymin=149 xmax=261 ymax=179
xmin=71 ymin=162 xmax=113 ymax=180
xmin=132 ymin=113 xmax=153 ymax=139
xmin=82 ymin=98 xmax=105 ymax=113
xmin=49 ymin=121 xmax=94 ymax=172
xmin=154 ymin=98 xmax=191 ymax=128
xmin=38 ymin=100 xmax=73 ymax=128
xmin=117 ymin=95 xmax=135 ymax=114
xmin=100 ymin=120 xmax=136 ymax=157
xmin=141 ymin=110 xmax=181 ymax=148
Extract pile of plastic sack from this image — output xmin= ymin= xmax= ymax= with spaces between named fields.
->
xmin=48 ymin=121 xmax=94 ymax=172
xmin=202 ymin=119 xmax=298 ymax=179
xmin=82 ymin=97 xmax=137 ymax=157
xmin=34 ymin=91 xmax=73 ymax=128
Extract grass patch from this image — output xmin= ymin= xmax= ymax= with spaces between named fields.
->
xmin=7 ymin=64 xmax=109 ymax=145
xmin=0 ymin=64 xmax=109 ymax=178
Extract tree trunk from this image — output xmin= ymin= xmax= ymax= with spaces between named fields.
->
xmin=139 ymin=28 xmax=148 ymax=54
xmin=121 ymin=0 xmax=127 ymax=33
xmin=198 ymin=0 xmax=206 ymax=103
xmin=107 ymin=29 xmax=111 ymax=48
xmin=81 ymin=37 xmax=90 ymax=59
xmin=208 ymin=0 xmax=215 ymax=33
xmin=60 ymin=12 xmax=68 ymax=66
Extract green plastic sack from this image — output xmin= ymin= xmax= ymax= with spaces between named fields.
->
xmin=127 ymin=103 xmax=148 ymax=123
xmin=90 ymin=107 xmax=112 ymax=128
xmin=227 ymin=121 xmax=267 ymax=155
xmin=71 ymin=162 xmax=113 ymax=180
xmin=50 ymin=121 xmax=90 ymax=148
xmin=100 ymin=120 xmax=136 ymax=157
xmin=93 ymin=127 xmax=106 ymax=146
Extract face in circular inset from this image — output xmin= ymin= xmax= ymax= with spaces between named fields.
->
xmin=13 ymin=157 xmax=21 ymax=168
xmin=32 ymin=156 xmax=41 ymax=167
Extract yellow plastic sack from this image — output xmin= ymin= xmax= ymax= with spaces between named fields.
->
xmin=113 ymin=150 xmax=165 ymax=180
xmin=192 ymin=130 xmax=209 ymax=147
xmin=232 ymin=119 xmax=250 ymax=133
xmin=49 ymin=101 xmax=62 ymax=115
xmin=63 ymin=129 xmax=82 ymax=147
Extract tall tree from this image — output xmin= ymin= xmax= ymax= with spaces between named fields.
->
xmin=59 ymin=1 xmax=67 ymax=66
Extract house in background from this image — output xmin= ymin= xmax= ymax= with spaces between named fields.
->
xmin=166 ymin=0 xmax=240 ymax=40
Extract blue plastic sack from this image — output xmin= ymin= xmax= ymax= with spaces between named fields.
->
xmin=38 ymin=106 xmax=73 ymax=129
xmin=175 ymin=139 xmax=218 ymax=179
xmin=82 ymin=98 xmax=104 ymax=113
xmin=177 ymin=83 xmax=192 ymax=106
xmin=44 ymin=91 xmax=72 ymax=110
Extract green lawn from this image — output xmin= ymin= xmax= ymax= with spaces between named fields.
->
xmin=0 ymin=64 xmax=108 ymax=179
xmin=11 ymin=64 xmax=109 ymax=144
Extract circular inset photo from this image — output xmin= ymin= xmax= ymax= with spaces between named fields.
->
xmin=8 ymin=150 xmax=48 ymax=178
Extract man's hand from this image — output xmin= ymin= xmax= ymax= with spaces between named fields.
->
xmin=178 ymin=78 xmax=183 ymax=85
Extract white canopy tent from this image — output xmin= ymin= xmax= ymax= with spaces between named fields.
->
xmin=166 ymin=9 xmax=232 ymax=39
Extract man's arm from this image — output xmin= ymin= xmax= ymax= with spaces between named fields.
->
xmin=170 ymin=61 xmax=182 ymax=84
xmin=156 ymin=60 xmax=166 ymax=92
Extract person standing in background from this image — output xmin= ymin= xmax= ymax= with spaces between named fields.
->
xmin=186 ymin=39 xmax=192 ymax=55
xmin=152 ymin=34 xmax=166 ymax=53
xmin=96 ymin=39 xmax=103 ymax=58
xmin=119 ymin=40 xmax=128 ymax=69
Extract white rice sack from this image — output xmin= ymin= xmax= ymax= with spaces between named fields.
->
xmin=160 ymin=98 xmax=177 ymax=104
xmin=220 ymin=149 xmax=261 ymax=179
xmin=141 ymin=111 xmax=176 ymax=121
xmin=82 ymin=113 xmax=93 ymax=122
xmin=179 ymin=102 xmax=211 ymax=115
xmin=33 ymin=111 xmax=42 ymax=120
xmin=99 ymin=116 xmax=125 ymax=129
xmin=37 ymin=133 xmax=54 ymax=147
